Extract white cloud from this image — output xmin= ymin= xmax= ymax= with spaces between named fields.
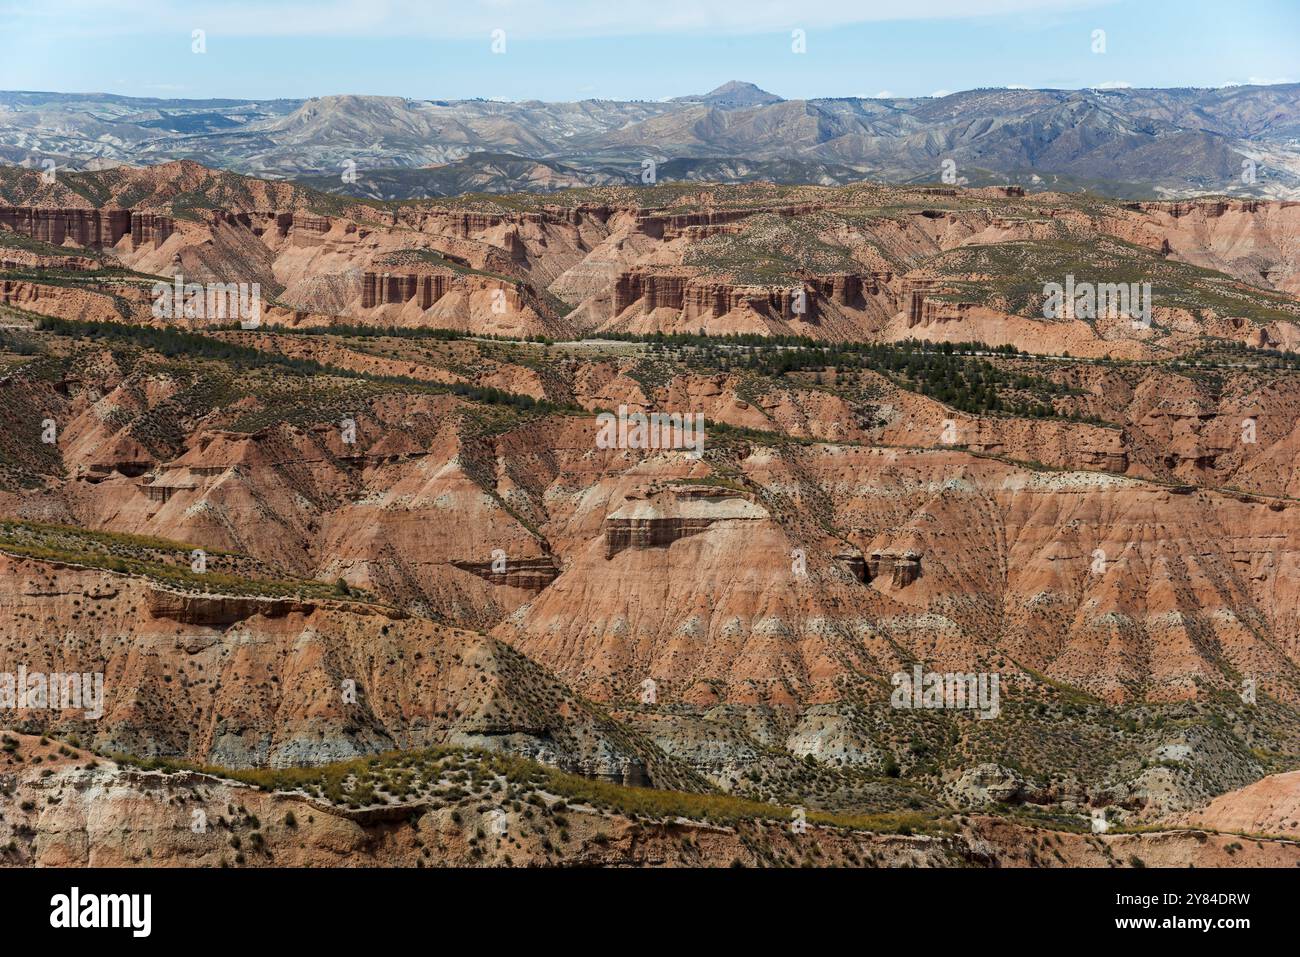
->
xmin=872 ymin=90 xmax=896 ymax=98
xmin=1094 ymin=80 xmax=1131 ymax=89
xmin=929 ymin=89 xmax=952 ymax=97
xmin=1246 ymin=76 xmax=1295 ymax=86
xmin=0 ymin=0 xmax=1115 ymax=40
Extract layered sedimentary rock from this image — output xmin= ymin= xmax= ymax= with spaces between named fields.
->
xmin=390 ymin=204 xmax=610 ymax=239
xmin=633 ymin=204 xmax=823 ymax=240
xmin=835 ymin=550 xmax=868 ymax=581
xmin=604 ymin=486 xmax=768 ymax=559
xmin=0 ymin=553 xmax=670 ymax=775
xmin=212 ymin=209 xmax=330 ymax=241
xmin=128 ymin=211 xmax=175 ymax=246
xmin=0 ymin=207 xmax=175 ymax=248
xmin=143 ymin=585 xmax=310 ymax=626
xmin=0 ymin=278 xmax=141 ymax=323
xmin=903 ymin=277 xmax=948 ymax=326
xmin=0 ymin=207 xmax=130 ymax=247
xmin=611 ymin=269 xmax=819 ymax=322
xmin=1174 ymin=770 xmax=1300 ymax=836
xmin=357 ymin=269 xmax=537 ymax=314
xmin=15 ymin=733 xmax=1290 ymax=868
xmin=450 ymin=556 xmax=559 ymax=590
xmin=866 ymin=550 xmax=923 ymax=587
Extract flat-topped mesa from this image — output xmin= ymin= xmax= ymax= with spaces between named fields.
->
xmin=390 ymin=204 xmax=611 ymax=237
xmin=1133 ymin=198 xmax=1291 ymax=218
xmin=633 ymin=203 xmax=824 ymax=240
xmin=604 ymin=485 xmax=768 ymax=559
xmin=0 ymin=207 xmax=176 ymax=248
xmin=866 ymin=550 xmax=923 ymax=588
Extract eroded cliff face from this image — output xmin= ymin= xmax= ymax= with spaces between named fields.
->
xmin=2 ymin=735 xmax=1294 ymax=868
xmin=1122 ymin=199 xmax=1300 ymax=296
xmin=631 ymin=204 xmax=825 ymax=240
xmin=6 ymin=165 xmax=1300 ymax=854
xmin=603 ymin=486 xmax=768 ymax=559
xmin=354 ymin=269 xmax=568 ymax=337
xmin=0 ymin=207 xmax=176 ymax=253
xmin=0 ymin=554 xmax=676 ymax=778
xmin=8 ymin=347 xmax=1300 ymax=715
xmin=504 ymin=439 xmax=1300 ymax=710
xmin=0 ymin=279 xmax=142 ymax=323
xmin=605 ymin=270 xmax=882 ymax=324
xmin=4 ymin=165 xmax=1299 ymax=356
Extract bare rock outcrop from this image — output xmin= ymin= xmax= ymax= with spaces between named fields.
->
xmin=604 ymin=485 xmax=768 ymax=559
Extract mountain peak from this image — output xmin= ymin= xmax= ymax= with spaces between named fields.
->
xmin=675 ymin=81 xmax=784 ymax=109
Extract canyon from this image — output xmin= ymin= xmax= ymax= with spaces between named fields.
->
xmin=1 ymin=162 xmax=1298 ymax=354
xmin=3 ymin=157 xmax=1300 ymax=867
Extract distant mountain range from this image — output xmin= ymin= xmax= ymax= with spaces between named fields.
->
xmin=2 ymin=81 xmax=1297 ymax=199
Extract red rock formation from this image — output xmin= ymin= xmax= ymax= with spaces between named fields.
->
xmin=604 ymin=487 xmax=766 ymax=559
xmin=867 ymin=550 xmax=923 ymax=587
xmin=903 ymin=277 xmax=948 ymax=326
xmin=360 ymin=271 xmax=460 ymax=309
xmin=0 ymin=278 xmax=138 ymax=323
xmin=613 ymin=268 xmax=835 ymax=323
xmin=128 ymin=211 xmax=175 ymax=246
xmin=450 ymin=557 xmax=559 ymax=590
xmin=144 ymin=586 xmax=310 ymax=626
xmin=1140 ymin=198 xmax=1280 ymax=219
xmin=633 ymin=204 xmax=824 ymax=240
xmin=0 ymin=207 xmax=130 ymax=247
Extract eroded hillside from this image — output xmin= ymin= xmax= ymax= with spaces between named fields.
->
xmin=4 ymin=163 xmax=1300 ymax=866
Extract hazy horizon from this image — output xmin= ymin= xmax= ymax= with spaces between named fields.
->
xmin=1 ymin=0 xmax=1295 ymax=102
xmin=4 ymin=76 xmax=1299 ymax=105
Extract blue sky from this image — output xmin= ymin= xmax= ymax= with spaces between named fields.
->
xmin=0 ymin=0 xmax=1296 ymax=101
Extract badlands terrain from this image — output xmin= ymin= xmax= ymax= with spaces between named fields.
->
xmin=3 ymin=159 xmax=1300 ymax=866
